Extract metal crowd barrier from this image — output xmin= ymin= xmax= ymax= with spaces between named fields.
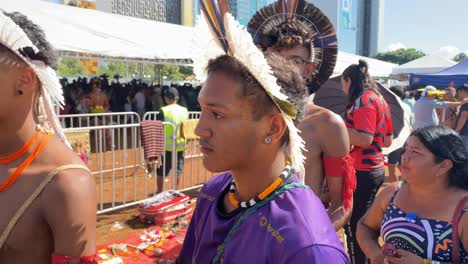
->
xmin=143 ymin=111 xmax=211 ymax=194
xmin=59 ymin=111 xmax=211 ymax=214
xmin=59 ymin=112 xmax=141 ymax=128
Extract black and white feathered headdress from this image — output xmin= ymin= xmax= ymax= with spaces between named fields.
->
xmin=248 ymin=0 xmax=338 ymax=94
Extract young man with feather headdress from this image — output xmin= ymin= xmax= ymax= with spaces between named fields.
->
xmin=177 ymin=1 xmax=349 ymax=263
xmin=248 ymin=0 xmax=355 ymax=230
xmin=0 ymin=12 xmax=97 ymax=264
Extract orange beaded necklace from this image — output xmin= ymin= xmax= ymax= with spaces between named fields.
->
xmin=0 ymin=130 xmax=42 ymax=164
xmin=0 ymin=132 xmax=51 ymax=192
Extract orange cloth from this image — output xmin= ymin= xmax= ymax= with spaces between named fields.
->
xmin=181 ymin=119 xmax=199 ymax=140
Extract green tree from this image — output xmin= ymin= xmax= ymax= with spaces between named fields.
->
xmin=179 ymin=66 xmax=194 ymax=76
xmin=453 ymin=52 xmax=467 ymax=62
xmin=373 ymin=48 xmax=426 ymax=65
xmin=161 ymin=64 xmax=184 ymax=81
xmin=58 ymin=58 xmax=84 ymax=77
xmin=98 ymin=61 xmax=129 ymax=78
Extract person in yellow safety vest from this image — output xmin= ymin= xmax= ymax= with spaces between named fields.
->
xmin=156 ymin=87 xmax=189 ymax=192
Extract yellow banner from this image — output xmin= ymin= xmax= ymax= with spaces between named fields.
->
xmin=80 ymin=59 xmax=98 ymax=75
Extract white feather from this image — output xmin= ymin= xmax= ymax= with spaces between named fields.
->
xmin=224 ymin=13 xmax=287 ymax=101
xmin=192 ymin=14 xmax=225 ymax=82
xmin=192 ymin=12 xmax=306 ymax=176
xmin=0 ymin=12 xmax=69 ymax=147
xmin=284 ymin=115 xmax=306 ymax=179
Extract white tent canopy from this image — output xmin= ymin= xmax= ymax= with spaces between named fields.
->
xmin=391 ymin=54 xmax=456 ymax=75
xmin=1 ymin=0 xmax=194 ymax=65
xmin=334 ymin=51 xmax=397 ymax=78
xmin=2 ymin=0 xmax=397 ymax=73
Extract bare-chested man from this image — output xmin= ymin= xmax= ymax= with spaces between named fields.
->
xmin=0 ymin=12 xmax=97 ymax=263
xmin=248 ymin=0 xmax=355 ymax=230
xmin=87 ymin=78 xmax=109 ymax=113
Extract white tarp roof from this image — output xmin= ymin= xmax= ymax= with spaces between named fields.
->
xmin=2 ymin=0 xmax=397 ymax=72
xmin=334 ymin=51 xmax=397 ymax=78
xmin=1 ymin=0 xmax=194 ymax=65
xmin=391 ymin=54 xmax=456 ymax=75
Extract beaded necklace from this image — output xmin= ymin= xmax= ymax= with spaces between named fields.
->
xmin=228 ymin=164 xmax=292 ymax=208
xmin=0 ymin=132 xmax=51 ymax=192
xmin=0 ymin=130 xmax=41 ymax=164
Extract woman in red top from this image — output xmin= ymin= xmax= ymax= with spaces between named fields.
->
xmin=342 ymin=60 xmax=393 ymax=264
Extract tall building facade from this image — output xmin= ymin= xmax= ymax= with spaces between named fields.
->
xmin=312 ymin=0 xmax=384 ymax=56
xmin=96 ymin=0 xmax=181 ymax=25
xmin=227 ymin=0 xmax=384 ymax=56
xmin=47 ymin=0 xmax=182 ymax=24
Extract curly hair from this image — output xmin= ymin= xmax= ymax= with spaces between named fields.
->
xmin=2 ymin=11 xmax=57 ymax=70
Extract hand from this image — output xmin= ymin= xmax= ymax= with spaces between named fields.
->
xmin=369 ymin=252 xmax=386 ymax=264
xmin=385 ymin=249 xmax=424 ymax=264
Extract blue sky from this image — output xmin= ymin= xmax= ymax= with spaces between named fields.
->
xmin=382 ymin=0 xmax=468 ymax=57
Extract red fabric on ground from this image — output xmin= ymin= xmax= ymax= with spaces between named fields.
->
xmin=97 ymin=226 xmax=186 ymax=264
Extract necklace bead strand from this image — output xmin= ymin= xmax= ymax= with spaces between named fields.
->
xmin=229 ymin=165 xmax=292 ymax=209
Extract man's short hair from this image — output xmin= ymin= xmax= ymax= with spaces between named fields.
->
xmin=205 ymin=54 xmax=306 ymax=122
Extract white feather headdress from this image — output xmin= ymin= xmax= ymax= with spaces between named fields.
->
xmin=193 ymin=1 xmax=306 ymax=177
xmin=0 ymin=11 xmax=70 ymax=147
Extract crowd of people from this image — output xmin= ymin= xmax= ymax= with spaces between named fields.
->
xmin=59 ymin=76 xmax=201 ymax=118
xmin=0 ymin=1 xmax=467 ymax=264
xmin=393 ymin=85 xmax=468 ymax=149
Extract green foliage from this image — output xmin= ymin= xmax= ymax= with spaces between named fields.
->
xmin=453 ymin=52 xmax=467 ymax=62
xmin=58 ymin=58 xmax=84 ymax=77
xmin=179 ymin=66 xmax=194 ymax=76
xmin=373 ymin=48 xmax=426 ymax=65
xmin=161 ymin=64 xmax=185 ymax=80
xmin=59 ymin=58 xmax=192 ymax=81
xmin=98 ymin=61 xmax=127 ymax=77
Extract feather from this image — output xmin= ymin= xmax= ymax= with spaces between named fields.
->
xmin=286 ymin=0 xmax=300 ymax=20
xmin=193 ymin=8 xmax=306 ymax=174
xmin=217 ymin=0 xmax=229 ymax=17
xmin=284 ymin=115 xmax=306 ymax=179
xmin=199 ymin=0 xmax=229 ymax=53
xmin=0 ymin=12 xmax=69 ymax=147
xmin=247 ymin=0 xmax=338 ymax=94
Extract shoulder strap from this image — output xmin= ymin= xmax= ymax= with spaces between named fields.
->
xmin=388 ymin=182 xmax=403 ymax=205
xmin=0 ymin=164 xmax=90 ymax=249
xmin=452 ymin=195 xmax=468 ymax=264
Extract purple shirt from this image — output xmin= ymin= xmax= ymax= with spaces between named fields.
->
xmin=179 ymin=172 xmax=350 ymax=264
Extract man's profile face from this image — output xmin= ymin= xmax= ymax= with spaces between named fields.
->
xmin=195 ymin=71 xmax=262 ymax=173
xmin=276 ymin=46 xmax=316 ymax=81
